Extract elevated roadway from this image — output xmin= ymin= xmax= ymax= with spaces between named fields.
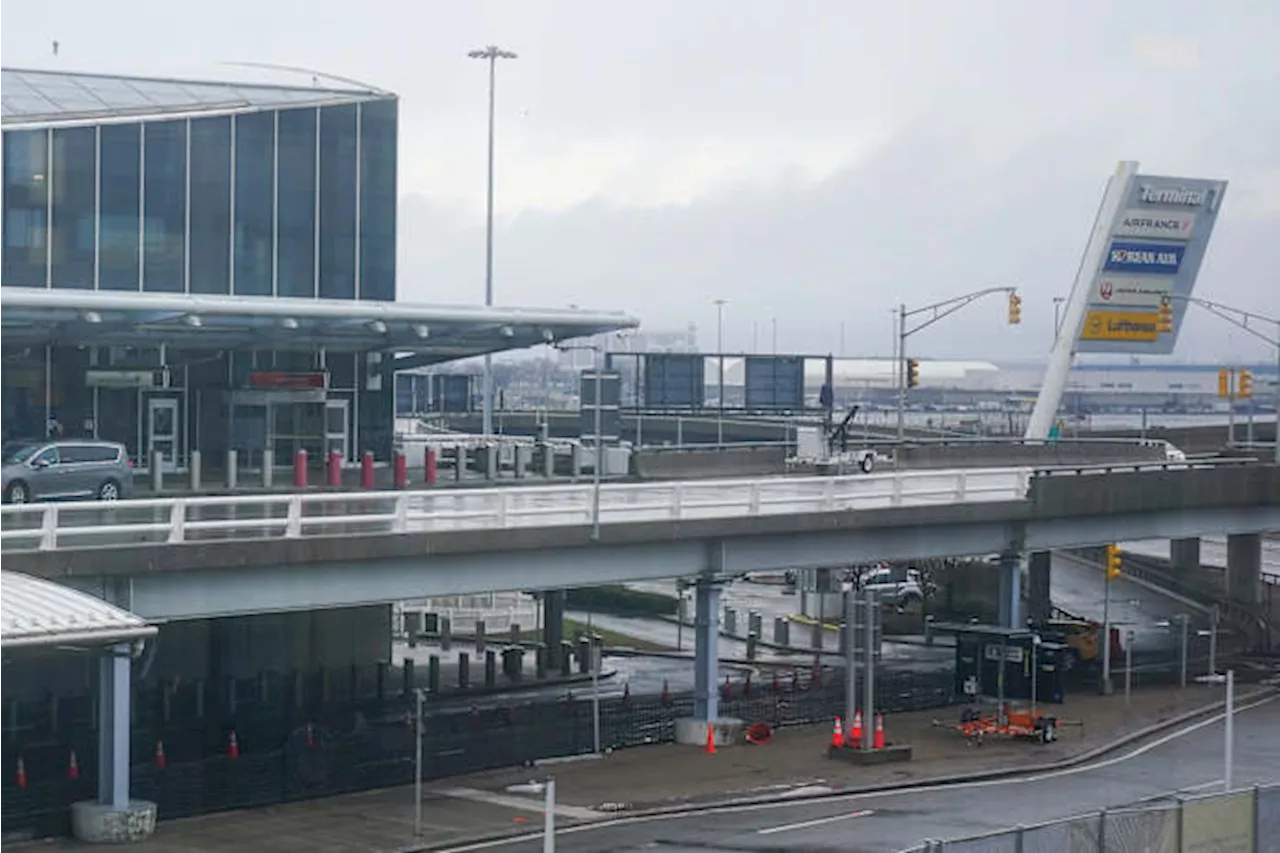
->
xmin=2 ymin=462 xmax=1274 ymax=623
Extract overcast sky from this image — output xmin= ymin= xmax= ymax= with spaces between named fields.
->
xmin=4 ymin=1 xmax=1278 ymax=363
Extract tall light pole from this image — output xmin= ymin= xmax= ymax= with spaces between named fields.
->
xmin=557 ymin=342 xmax=604 ymax=540
xmin=469 ymin=45 xmax=518 ymax=438
xmin=713 ymin=299 xmax=727 ymax=444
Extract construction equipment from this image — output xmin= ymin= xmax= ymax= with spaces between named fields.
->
xmin=940 ymin=704 xmax=1058 ymax=746
xmin=1035 ymin=610 xmax=1123 ymax=672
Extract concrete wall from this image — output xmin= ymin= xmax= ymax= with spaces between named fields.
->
xmin=632 ymin=444 xmax=789 ymax=479
xmin=893 ymin=441 xmax=1167 ymax=469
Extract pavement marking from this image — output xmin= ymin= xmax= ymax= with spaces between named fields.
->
xmin=435 ymin=787 xmax=604 ymax=820
xmin=756 ymin=809 xmax=874 ymax=835
xmin=433 ymin=692 xmax=1279 ymax=852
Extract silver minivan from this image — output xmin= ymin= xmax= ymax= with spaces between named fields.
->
xmin=1 ymin=440 xmax=135 ymax=504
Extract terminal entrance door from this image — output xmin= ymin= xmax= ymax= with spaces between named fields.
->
xmin=270 ymin=401 xmax=325 ymax=464
xmin=147 ymin=398 xmax=179 ymax=472
xmin=324 ymin=399 xmax=349 ymax=460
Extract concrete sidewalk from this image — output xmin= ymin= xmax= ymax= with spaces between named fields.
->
xmin=26 ymin=684 xmax=1251 ymax=852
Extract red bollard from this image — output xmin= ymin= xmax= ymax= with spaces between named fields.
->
xmin=294 ymin=449 xmax=308 ymax=489
xmin=327 ymin=450 xmax=342 ymax=487
xmin=393 ymin=451 xmax=408 ymax=489
xmin=361 ymin=451 xmax=374 ymax=489
xmin=425 ymin=448 xmax=438 ymax=486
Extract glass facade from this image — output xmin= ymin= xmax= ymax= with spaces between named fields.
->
xmin=1 ymin=96 xmax=397 ymax=300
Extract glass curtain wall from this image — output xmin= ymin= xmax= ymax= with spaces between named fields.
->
xmin=2 ymin=96 xmax=396 ymax=301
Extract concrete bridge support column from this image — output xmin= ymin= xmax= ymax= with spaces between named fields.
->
xmin=1170 ymin=538 xmax=1202 ymax=573
xmin=542 ymin=590 xmax=565 ymax=668
xmin=997 ymin=552 xmax=1023 ymax=629
xmin=1226 ymin=533 xmax=1262 ymax=605
xmin=1027 ymin=551 xmax=1052 ymax=624
xmin=71 ymin=644 xmax=156 ymax=842
xmin=677 ymin=557 xmax=745 ymax=747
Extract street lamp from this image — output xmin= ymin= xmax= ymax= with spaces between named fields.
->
xmin=894 ymin=286 xmax=1019 ymax=441
xmin=1195 ymin=669 xmax=1236 ymax=793
xmin=713 ymin=299 xmax=727 ymax=445
xmin=469 ymin=44 xmax=518 ymax=438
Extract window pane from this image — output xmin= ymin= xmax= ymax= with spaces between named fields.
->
xmin=188 ymin=116 xmax=231 ymax=294
xmin=99 ymin=123 xmax=140 ymax=291
xmin=277 ymin=108 xmax=315 ymax=298
xmin=359 ymin=98 xmax=397 ymax=301
xmin=318 ymin=104 xmax=356 ymax=300
xmin=142 ymin=120 xmax=186 ymax=292
xmin=50 ymin=126 xmax=96 ymax=289
xmin=3 ymin=129 xmax=50 ymax=287
xmin=234 ymin=110 xmax=274 ymax=296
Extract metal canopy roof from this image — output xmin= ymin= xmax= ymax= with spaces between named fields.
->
xmin=1 ymin=67 xmax=387 ymax=129
xmin=0 ymin=287 xmax=640 ymax=365
xmin=1 ymin=571 xmax=157 ymax=650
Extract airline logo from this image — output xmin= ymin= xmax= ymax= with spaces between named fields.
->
xmin=1080 ymin=310 xmax=1161 ymax=342
xmin=1113 ymin=210 xmax=1196 ymax=240
xmin=1094 ymin=275 xmax=1173 ymax=308
xmin=1103 ymin=241 xmax=1184 ymax=275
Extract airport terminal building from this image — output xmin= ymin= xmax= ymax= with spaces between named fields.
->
xmin=1 ymin=67 xmax=635 ymax=469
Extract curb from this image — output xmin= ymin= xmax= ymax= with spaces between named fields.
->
xmin=406 ymin=686 xmax=1276 ymax=853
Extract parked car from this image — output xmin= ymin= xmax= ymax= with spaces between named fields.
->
xmin=1 ymin=440 xmax=134 ymax=504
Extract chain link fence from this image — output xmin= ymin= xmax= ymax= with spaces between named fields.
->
xmin=901 ymin=784 xmax=1278 ymax=853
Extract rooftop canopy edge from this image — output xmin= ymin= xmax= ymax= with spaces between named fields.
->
xmin=0 ymin=570 xmax=157 ymax=651
xmin=0 ymin=286 xmax=640 ymax=359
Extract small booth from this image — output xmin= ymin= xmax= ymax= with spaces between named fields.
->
xmin=931 ymin=623 xmax=1068 ymax=705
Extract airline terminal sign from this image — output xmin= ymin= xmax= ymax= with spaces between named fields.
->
xmin=1076 ymin=173 xmax=1227 ymax=355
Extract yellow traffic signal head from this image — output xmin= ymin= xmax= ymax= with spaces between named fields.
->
xmin=1157 ymin=301 xmax=1173 ymax=334
xmin=1239 ymin=370 xmax=1253 ymax=398
xmin=1218 ymin=368 xmax=1230 ymax=398
xmin=1007 ymin=293 xmax=1022 ymax=325
xmin=906 ymin=358 xmax=920 ymax=389
xmin=1105 ymin=544 xmax=1122 ymax=579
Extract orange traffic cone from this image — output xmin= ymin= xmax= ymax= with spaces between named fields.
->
xmin=154 ymin=739 xmax=167 ymax=770
xmin=848 ymin=710 xmax=863 ymax=746
xmin=873 ymin=712 xmax=886 ymax=750
xmin=830 ymin=717 xmax=845 ymax=748
xmin=67 ymin=749 xmax=79 ymax=781
xmin=704 ymin=722 xmax=717 ymax=755
xmin=227 ymin=731 xmax=240 ymax=759
xmin=15 ymin=756 xmax=26 ymax=789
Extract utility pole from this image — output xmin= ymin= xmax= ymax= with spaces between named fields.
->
xmin=714 ymin=299 xmax=727 ymax=445
xmin=469 ymin=45 xmax=518 ymax=438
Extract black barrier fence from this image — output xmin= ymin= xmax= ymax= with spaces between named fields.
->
xmin=2 ymin=668 xmax=952 ymax=840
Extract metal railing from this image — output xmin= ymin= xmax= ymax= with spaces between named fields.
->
xmin=0 ymin=467 xmax=1033 ymax=554
xmin=900 ymin=783 xmax=1278 ymax=853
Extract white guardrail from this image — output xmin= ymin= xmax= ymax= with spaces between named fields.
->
xmin=0 ymin=467 xmax=1034 ymax=554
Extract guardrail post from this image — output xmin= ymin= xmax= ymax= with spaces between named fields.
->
xmin=150 ymin=450 xmax=164 ymax=492
xmin=748 ymin=483 xmax=761 ymax=514
xmin=393 ymin=494 xmax=409 ymax=531
xmin=891 ymin=474 xmax=904 ymax=506
xmin=542 ymin=442 xmax=555 ymax=478
xmin=225 ymin=449 xmax=238 ymax=490
xmin=39 ymin=505 xmax=58 ymax=551
xmin=570 ymin=444 xmax=583 ymax=481
xmin=671 ymin=483 xmax=683 ymax=519
xmin=285 ymin=495 xmax=303 ymax=538
xmin=168 ymin=501 xmax=185 ymax=543
xmin=262 ymin=448 xmax=274 ymax=488
xmin=189 ymin=450 xmax=202 ymax=492
xmin=953 ymin=471 xmax=966 ymax=501
xmin=822 ymin=479 xmax=835 ymax=511
xmin=495 ymin=491 xmax=509 ymax=527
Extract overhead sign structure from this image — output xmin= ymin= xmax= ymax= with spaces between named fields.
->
xmin=1074 ymin=171 xmax=1227 ymax=356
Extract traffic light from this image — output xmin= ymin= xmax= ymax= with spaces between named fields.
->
xmin=1218 ymin=368 xmax=1231 ymax=399
xmin=905 ymin=359 xmax=920 ymax=389
xmin=1239 ymin=370 xmax=1253 ymax=398
xmin=1105 ymin=544 xmax=1122 ymax=580
xmin=1007 ymin=293 xmax=1022 ymax=325
xmin=1157 ymin=301 xmax=1173 ymax=334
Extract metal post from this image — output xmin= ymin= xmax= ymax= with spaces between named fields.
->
xmin=1124 ymin=629 xmax=1133 ymax=706
xmin=1101 ymin=567 xmax=1113 ymax=695
xmin=543 ymin=777 xmax=556 ymax=853
xmin=1224 ymin=668 xmax=1234 ymax=793
xmin=1179 ymin=614 xmax=1189 ymax=689
xmin=1274 ymin=333 xmax=1280 ymax=464
xmin=896 ymin=303 xmax=907 ymax=442
xmin=1209 ymin=606 xmax=1219 ymax=676
xmin=591 ymin=642 xmax=601 ymax=755
xmin=843 ymin=584 xmax=856 ymax=736
xmin=861 ymin=590 xmax=875 ymax=751
xmin=676 ymin=588 xmax=684 ymax=652
xmin=1030 ymin=635 xmax=1039 ymax=718
xmin=714 ymin=299 xmax=726 ymax=446
xmin=591 ymin=359 xmax=603 ymax=541
xmin=413 ymin=687 xmax=424 ymax=836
